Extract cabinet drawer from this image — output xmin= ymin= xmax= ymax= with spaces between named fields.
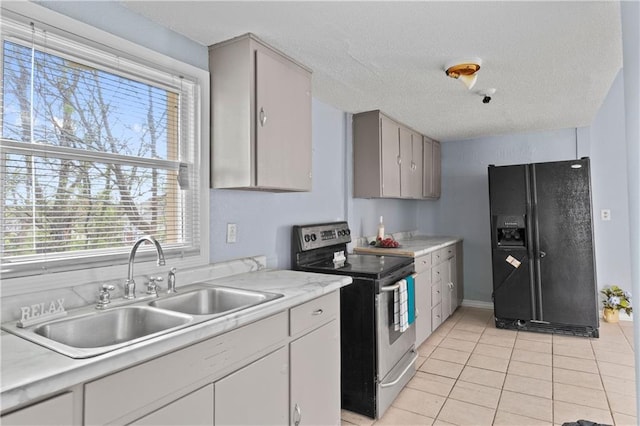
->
xmin=85 ymin=311 xmax=287 ymax=425
xmin=415 ymin=254 xmax=432 ymax=273
xmin=131 ymin=384 xmax=214 ymax=426
xmin=1 ymin=392 xmax=74 ymax=426
xmin=444 ymin=245 xmax=455 ymax=259
xmin=431 ymin=304 xmax=442 ymax=331
xmin=433 ymin=246 xmax=456 ymax=265
xmin=290 ymin=291 xmax=339 ymax=337
xmin=431 ymin=263 xmax=443 ymax=283
xmin=431 ymin=282 xmax=442 ymax=307
xmin=432 ymin=249 xmax=444 ymax=265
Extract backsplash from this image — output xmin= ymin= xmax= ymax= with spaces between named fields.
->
xmin=0 ymin=256 xmax=266 ymax=324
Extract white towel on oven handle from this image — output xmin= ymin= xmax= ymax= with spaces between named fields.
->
xmin=399 ymin=279 xmax=409 ymax=332
xmin=393 ymin=279 xmax=409 ymax=332
xmin=394 ymin=284 xmax=400 ymax=331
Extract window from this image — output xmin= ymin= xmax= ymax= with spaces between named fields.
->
xmin=0 ymin=15 xmax=206 ymax=279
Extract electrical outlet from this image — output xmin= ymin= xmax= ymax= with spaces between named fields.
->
xmin=601 ymin=209 xmax=611 ymax=221
xmin=226 ymin=223 xmax=237 ymax=243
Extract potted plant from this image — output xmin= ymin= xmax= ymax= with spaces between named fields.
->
xmin=600 ymin=285 xmax=632 ymax=323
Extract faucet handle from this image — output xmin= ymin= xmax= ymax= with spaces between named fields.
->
xmin=167 ymin=268 xmax=177 ymax=294
xmin=97 ymin=284 xmax=115 ymax=310
xmin=146 ymin=276 xmax=163 ymax=296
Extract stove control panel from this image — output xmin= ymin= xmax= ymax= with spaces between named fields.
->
xmin=293 ymin=221 xmax=352 ymax=252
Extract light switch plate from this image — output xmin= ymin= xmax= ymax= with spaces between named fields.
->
xmin=226 ymin=223 xmax=237 ymax=243
xmin=601 ymin=209 xmax=611 ymax=221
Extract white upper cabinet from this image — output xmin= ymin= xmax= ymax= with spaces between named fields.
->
xmin=399 ymin=128 xmax=423 ymax=198
xmin=423 ymin=136 xmax=441 ymax=199
xmin=354 ymin=110 xmax=436 ymax=199
xmin=209 ymin=33 xmax=312 ymax=191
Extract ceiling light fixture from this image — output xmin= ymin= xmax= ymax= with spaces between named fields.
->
xmin=445 ymin=58 xmax=482 ymax=90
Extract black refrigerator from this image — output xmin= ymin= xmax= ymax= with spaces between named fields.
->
xmin=488 ymin=158 xmax=599 ymax=338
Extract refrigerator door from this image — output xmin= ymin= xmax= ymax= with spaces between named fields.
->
xmin=531 ymin=158 xmax=598 ymax=327
xmin=488 ymin=165 xmax=537 ymax=321
xmin=491 ymin=247 xmax=534 ymax=320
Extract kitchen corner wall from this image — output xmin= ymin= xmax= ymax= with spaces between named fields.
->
xmin=419 ymin=70 xmax=632 ymax=303
xmin=210 ymin=98 xmax=347 ymax=269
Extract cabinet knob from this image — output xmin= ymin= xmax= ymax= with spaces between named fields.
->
xmin=294 ymin=403 xmax=302 ymax=426
xmin=312 ymin=309 xmax=324 ymax=316
xmin=397 ymin=155 xmax=402 ymax=165
xmin=259 ymin=107 xmax=267 ymax=127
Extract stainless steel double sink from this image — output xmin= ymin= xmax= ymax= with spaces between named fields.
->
xmin=2 ymin=285 xmax=283 ymax=359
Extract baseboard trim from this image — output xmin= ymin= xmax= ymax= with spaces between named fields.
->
xmin=458 ymin=302 xmax=633 ymax=322
xmin=461 ymin=299 xmax=494 ymax=310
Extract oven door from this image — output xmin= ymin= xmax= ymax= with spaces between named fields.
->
xmin=376 ymin=279 xmax=416 ymax=378
xmin=375 ymin=279 xmax=417 ymax=418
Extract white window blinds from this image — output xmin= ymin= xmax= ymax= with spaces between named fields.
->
xmin=1 ymin=21 xmax=200 ymax=275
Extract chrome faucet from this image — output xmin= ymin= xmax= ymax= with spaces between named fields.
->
xmin=124 ymin=235 xmax=166 ymax=299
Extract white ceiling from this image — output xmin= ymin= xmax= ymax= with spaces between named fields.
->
xmin=121 ymin=1 xmax=623 ymax=142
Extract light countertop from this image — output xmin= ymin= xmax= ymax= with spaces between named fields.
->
xmin=0 ymin=269 xmax=351 ymax=412
xmin=353 ymin=235 xmax=462 ymax=258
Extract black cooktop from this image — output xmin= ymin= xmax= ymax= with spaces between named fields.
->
xmin=299 ymin=253 xmax=413 ymax=280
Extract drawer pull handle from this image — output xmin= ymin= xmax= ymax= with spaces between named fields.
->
xmin=312 ymin=309 xmax=324 ymax=316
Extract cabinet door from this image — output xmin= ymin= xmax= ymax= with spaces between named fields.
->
xmin=432 ymin=140 xmax=442 ymax=198
xmin=439 ymin=262 xmax=452 ymax=320
xmin=456 ymin=241 xmax=464 ymax=306
xmin=414 ymin=271 xmax=432 ymax=346
xmin=449 ymin=256 xmax=458 ymax=315
xmin=399 ymin=127 xmax=413 ymax=197
xmin=439 ymin=257 xmax=458 ymax=320
xmin=380 ymin=115 xmax=401 ymax=197
xmin=399 ymin=129 xmax=423 ymax=199
xmin=423 ymin=137 xmax=434 ymax=197
xmin=130 ymin=385 xmax=213 ymax=426
xmin=290 ymin=320 xmax=340 ymax=426
xmin=1 ymin=393 xmax=74 ymax=426
xmin=411 ymin=132 xmax=423 ymax=198
xmin=215 ymin=346 xmax=288 ymax=425
xmin=255 ymin=50 xmax=312 ymax=191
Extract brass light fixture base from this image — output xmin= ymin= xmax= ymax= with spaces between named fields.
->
xmin=445 ymin=63 xmax=481 ymax=78
xmin=444 ymin=59 xmax=482 ymax=90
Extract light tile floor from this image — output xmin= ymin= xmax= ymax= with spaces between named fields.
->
xmin=342 ymin=306 xmax=636 ymax=426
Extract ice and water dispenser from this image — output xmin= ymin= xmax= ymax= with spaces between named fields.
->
xmin=493 ymin=215 xmax=526 ymax=247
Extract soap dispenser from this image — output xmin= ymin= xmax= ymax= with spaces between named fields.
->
xmin=377 ymin=216 xmax=385 ymax=240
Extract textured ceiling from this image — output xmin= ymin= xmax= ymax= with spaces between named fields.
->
xmin=121 ymin=1 xmax=623 ymax=142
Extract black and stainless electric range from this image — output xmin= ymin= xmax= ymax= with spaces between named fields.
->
xmin=292 ymin=221 xmax=417 ymax=419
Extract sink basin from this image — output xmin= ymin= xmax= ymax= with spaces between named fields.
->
xmin=149 ymin=286 xmax=283 ymax=316
xmin=2 ymin=286 xmax=283 ymax=359
xmin=34 ymin=306 xmax=192 ymax=348
xmin=7 ymin=306 xmax=193 ymax=358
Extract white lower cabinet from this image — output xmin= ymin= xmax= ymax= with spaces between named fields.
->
xmin=131 ymin=384 xmax=214 ymax=426
xmin=290 ymin=319 xmax=340 ymax=426
xmin=215 ymin=347 xmax=289 ymax=425
xmin=410 ymin=242 xmax=463 ymax=347
xmin=1 ymin=392 xmax=74 ymax=426
xmin=8 ymin=292 xmax=342 ymax=425
xmin=413 ymin=253 xmax=433 ymax=346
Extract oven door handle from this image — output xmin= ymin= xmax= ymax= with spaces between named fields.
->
xmin=380 ymin=283 xmax=400 ymax=292
xmin=379 ymin=351 xmax=419 ymax=388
